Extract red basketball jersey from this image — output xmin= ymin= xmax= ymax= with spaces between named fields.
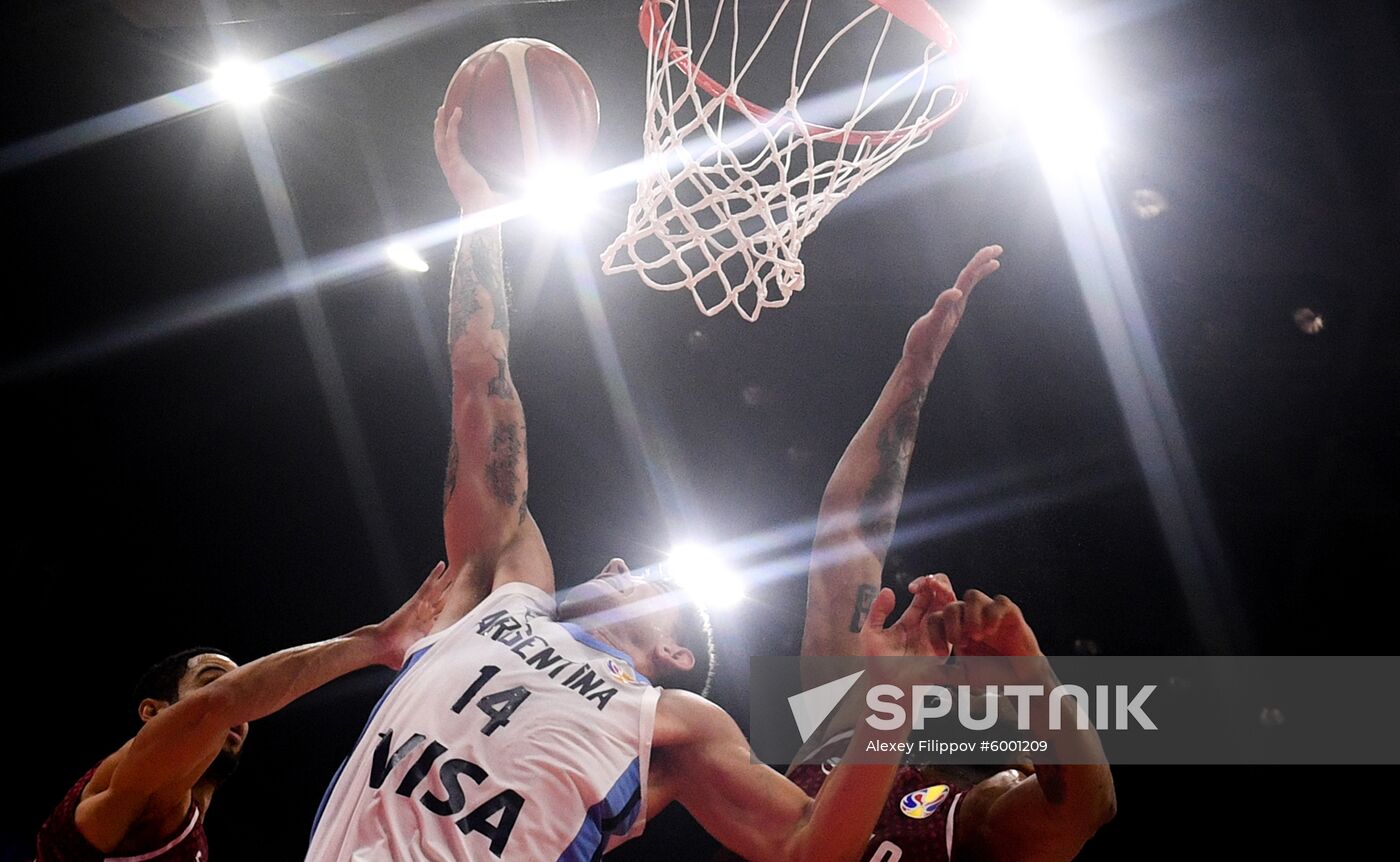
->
xmin=788 ymin=762 xmax=967 ymax=862
xmin=36 ymin=766 xmax=209 ymax=862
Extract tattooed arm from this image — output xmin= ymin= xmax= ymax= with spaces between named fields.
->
xmin=433 ymin=106 xmax=554 ymax=618
xmin=801 ymin=246 xmax=1003 ymax=657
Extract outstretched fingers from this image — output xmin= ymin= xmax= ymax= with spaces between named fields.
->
xmin=952 ymin=244 xmax=1004 ymax=303
xmin=862 ymin=586 xmax=897 ymax=633
xmin=427 ymin=559 xmax=453 ymax=599
xmin=940 ymin=600 xmax=965 ymax=652
xmin=412 ymin=561 xmax=454 ymax=621
xmin=433 ymin=106 xmax=451 ymax=162
xmin=444 ymin=107 xmax=464 ymax=157
xmin=912 ymin=574 xmax=957 ymax=651
xmin=903 ymin=574 xmax=952 ymax=623
xmin=434 ymin=106 xmax=464 ymax=167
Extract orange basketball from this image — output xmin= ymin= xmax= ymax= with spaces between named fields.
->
xmin=442 ymin=38 xmax=600 ymax=189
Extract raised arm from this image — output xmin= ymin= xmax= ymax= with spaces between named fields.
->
xmin=803 ymin=245 xmax=1003 ymax=657
xmin=434 ymin=106 xmax=552 ymax=608
xmin=76 ymin=564 xmax=455 ymax=850
xmin=653 ymin=694 xmax=899 ymax=862
xmin=653 ymin=586 xmax=943 ymax=862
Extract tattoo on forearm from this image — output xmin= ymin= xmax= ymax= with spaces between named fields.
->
xmin=486 ymin=357 xmax=515 ymax=400
xmin=443 ymin=437 xmax=460 ymax=512
xmin=468 ymin=232 xmax=510 ymax=336
xmin=484 ymin=422 xmax=523 ymax=507
xmin=447 ymin=230 xmax=510 ymax=349
xmin=447 ymin=239 xmax=483 ymax=347
xmin=850 ymin=584 xmax=877 ymax=633
xmin=859 ymin=388 xmax=926 ymax=559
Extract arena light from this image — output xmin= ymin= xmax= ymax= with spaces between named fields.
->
xmin=965 ymin=0 xmax=1108 ymax=155
xmin=210 ymin=58 xmax=272 ymax=106
xmin=666 ymin=542 xmax=745 ymax=609
xmin=522 ymin=162 xmax=598 ymax=233
xmin=385 ymin=241 xmax=429 ymax=273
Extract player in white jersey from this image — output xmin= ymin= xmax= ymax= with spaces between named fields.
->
xmin=303 ymin=107 xmax=947 ymax=862
xmin=305 ymin=576 xmax=661 ymax=859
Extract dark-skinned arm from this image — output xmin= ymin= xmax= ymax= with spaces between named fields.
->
xmin=75 ymin=564 xmax=455 ymax=851
xmin=653 ymin=585 xmax=941 ymax=861
xmin=803 ymin=245 xmax=1003 ymax=658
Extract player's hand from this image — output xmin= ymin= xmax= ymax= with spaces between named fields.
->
xmin=434 ymin=106 xmax=506 ymax=214
xmin=372 ymin=561 xmax=455 ymax=668
xmin=915 ymin=574 xmax=958 ymax=658
xmin=858 ymin=575 xmax=958 ymax=661
xmin=901 ymin=245 xmax=1003 ymax=386
xmin=938 ymin=589 xmax=1042 ymax=659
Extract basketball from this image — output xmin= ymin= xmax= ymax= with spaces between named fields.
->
xmin=441 ymin=38 xmax=600 ymax=189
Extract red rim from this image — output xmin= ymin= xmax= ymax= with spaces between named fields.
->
xmin=637 ymin=0 xmax=966 ymax=146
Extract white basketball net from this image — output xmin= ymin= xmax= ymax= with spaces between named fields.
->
xmin=602 ymin=0 xmax=965 ymax=321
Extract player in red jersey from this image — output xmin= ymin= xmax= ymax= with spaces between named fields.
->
xmin=789 ymin=246 xmax=1117 ymax=861
xmin=34 ymin=563 xmax=456 ymax=862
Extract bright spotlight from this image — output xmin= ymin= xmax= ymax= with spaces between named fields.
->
xmin=965 ymin=0 xmax=1108 ymax=154
xmin=210 ymin=58 xmax=272 ymax=106
xmin=385 ymin=241 xmax=430 ymax=273
xmin=665 ymin=542 xmax=745 ymax=609
xmin=522 ymin=162 xmax=597 ymax=233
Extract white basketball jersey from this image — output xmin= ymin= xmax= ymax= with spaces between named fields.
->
xmin=306 ymin=582 xmax=661 ymax=861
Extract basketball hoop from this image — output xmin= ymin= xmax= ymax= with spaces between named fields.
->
xmin=602 ymin=0 xmax=966 ymax=321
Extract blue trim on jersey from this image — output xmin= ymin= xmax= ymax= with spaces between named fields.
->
xmin=555 ymin=757 xmax=643 ymax=862
xmin=557 ymin=622 xmax=651 ymax=685
xmin=309 ymin=643 xmax=433 ymax=840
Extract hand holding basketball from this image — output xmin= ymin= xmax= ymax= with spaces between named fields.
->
xmin=436 ymin=38 xmax=599 ymax=210
xmin=902 ymin=244 xmax=1003 ymax=384
xmin=434 ymin=106 xmax=505 ymax=215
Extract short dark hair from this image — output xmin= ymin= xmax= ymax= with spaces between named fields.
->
xmin=668 ymin=601 xmax=716 ymax=699
xmin=133 ymin=647 xmax=232 ymax=709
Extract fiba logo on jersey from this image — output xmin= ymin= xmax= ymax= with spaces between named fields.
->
xmin=899 ymin=784 xmax=950 ymax=819
xmin=606 ymin=658 xmax=642 ymax=685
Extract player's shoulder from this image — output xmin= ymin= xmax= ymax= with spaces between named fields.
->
xmin=653 ymin=688 xmax=732 ymax=747
xmin=484 ymin=579 xmax=555 ymax=608
xmin=75 ymin=742 xmax=129 ymax=804
xmin=427 ymin=578 xmax=556 ymax=640
xmin=60 ymin=746 xmax=195 ymax=858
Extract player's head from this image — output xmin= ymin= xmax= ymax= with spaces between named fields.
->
xmin=133 ymin=647 xmax=247 ymax=782
xmin=556 ymin=558 xmax=716 ymax=698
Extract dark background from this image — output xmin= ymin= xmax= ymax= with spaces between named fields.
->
xmin=3 ymin=0 xmax=1397 ymax=858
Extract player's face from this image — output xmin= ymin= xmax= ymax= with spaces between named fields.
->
xmin=556 ymin=558 xmax=675 ymax=627
xmin=177 ymin=653 xmax=249 ymax=755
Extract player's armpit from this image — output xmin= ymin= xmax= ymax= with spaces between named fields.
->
xmin=489 ymin=509 xmax=555 ymax=595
